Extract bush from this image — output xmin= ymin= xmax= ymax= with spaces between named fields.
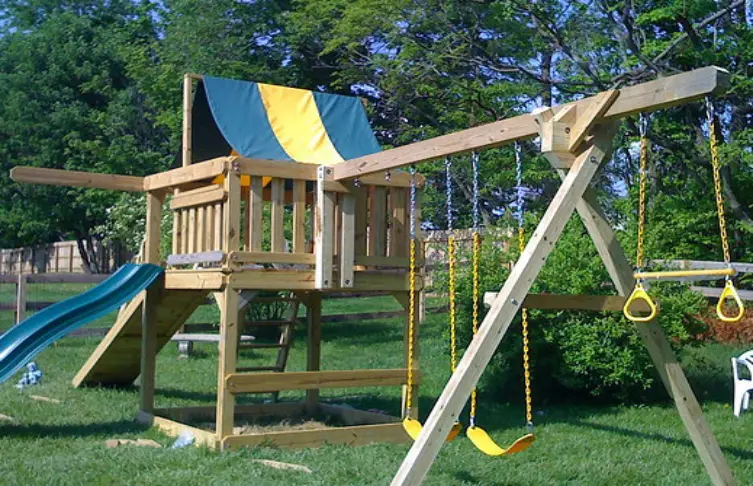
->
xmin=436 ymin=219 xmax=708 ymax=404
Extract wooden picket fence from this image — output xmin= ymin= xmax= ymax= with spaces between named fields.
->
xmin=0 ymin=240 xmax=131 ymax=275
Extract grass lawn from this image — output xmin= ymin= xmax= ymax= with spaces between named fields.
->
xmin=0 ymin=289 xmax=752 ymax=484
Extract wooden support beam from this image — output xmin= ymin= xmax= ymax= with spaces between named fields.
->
xmin=10 ymin=167 xmax=144 ymax=192
xmin=144 ymin=192 xmax=164 ymax=264
xmin=182 ymin=73 xmax=193 ymax=166
xmin=391 ymin=130 xmax=615 ymax=486
xmin=306 ymin=294 xmax=322 ymax=412
xmin=222 ymin=423 xmax=409 ymax=450
xmin=335 ymin=66 xmax=729 ymax=181
xmin=223 ymin=169 xmax=241 ymax=252
xmin=216 ymin=287 xmax=240 ymax=445
xmin=482 ymin=292 xmax=650 ymax=312
xmin=248 ymin=176 xmax=263 ymax=251
xmin=226 ymin=369 xmax=417 ymax=394
xmin=271 ymin=178 xmax=285 ymax=253
xmin=170 ymin=185 xmax=225 ymax=210
xmin=293 ymin=180 xmax=307 ymax=253
xmin=15 ymin=274 xmax=26 ymax=324
xmin=164 ymin=270 xmax=225 ymax=290
xmin=139 ymin=276 xmax=162 ymax=413
xmin=340 ymin=194 xmax=356 ymax=287
xmin=228 ymin=251 xmax=315 ymax=266
xmin=315 ymin=166 xmax=335 ymax=289
xmin=143 ymin=157 xmax=227 ymax=192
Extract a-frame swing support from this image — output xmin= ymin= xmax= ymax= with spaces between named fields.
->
xmin=330 ymin=66 xmax=735 ymax=485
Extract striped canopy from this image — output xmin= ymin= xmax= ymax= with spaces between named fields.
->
xmin=187 ymin=75 xmax=381 ymax=166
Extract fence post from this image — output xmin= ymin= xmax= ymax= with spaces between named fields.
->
xmin=15 ymin=274 xmax=27 ymax=324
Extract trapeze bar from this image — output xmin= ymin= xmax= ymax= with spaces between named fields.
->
xmin=634 ymin=268 xmax=736 ymax=281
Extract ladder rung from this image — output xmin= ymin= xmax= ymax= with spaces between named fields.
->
xmin=245 ymin=342 xmax=287 ymax=349
xmin=236 ymin=366 xmax=282 ymax=372
xmin=245 ymin=320 xmax=296 ymax=327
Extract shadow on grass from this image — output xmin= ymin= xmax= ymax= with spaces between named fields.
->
xmin=571 ymin=419 xmax=753 ymax=461
xmin=0 ymin=419 xmax=148 ymax=439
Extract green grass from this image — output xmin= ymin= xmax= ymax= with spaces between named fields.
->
xmin=0 ymin=291 xmax=752 ymax=484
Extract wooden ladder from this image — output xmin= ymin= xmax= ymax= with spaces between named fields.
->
xmin=236 ymin=296 xmax=300 ymax=377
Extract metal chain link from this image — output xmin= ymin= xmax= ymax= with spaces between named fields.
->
xmin=706 ymin=98 xmax=732 ymax=270
xmin=515 ymin=143 xmax=533 ymax=429
xmin=445 ymin=158 xmax=457 ymax=373
xmin=636 ymin=113 xmax=649 ymax=275
xmin=405 ymin=165 xmax=417 ymax=417
xmin=470 ymin=152 xmax=480 ymax=426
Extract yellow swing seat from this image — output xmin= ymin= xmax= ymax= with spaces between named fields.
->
xmin=402 ymin=417 xmax=463 ymax=442
xmin=467 ymin=426 xmax=536 ymax=456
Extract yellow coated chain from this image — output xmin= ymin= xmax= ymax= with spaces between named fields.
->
xmin=406 ymin=237 xmax=416 ymax=416
xmin=708 ymin=108 xmax=732 ymax=264
xmin=469 ymin=231 xmax=480 ymax=421
xmin=636 ymin=117 xmax=649 ymax=272
xmin=518 ymin=227 xmax=532 ymax=426
xmin=448 ymin=236 xmax=458 ymax=372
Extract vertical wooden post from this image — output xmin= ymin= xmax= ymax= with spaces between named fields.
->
xmin=306 ymin=293 xmax=323 ymax=413
xmin=139 ymin=191 xmax=164 ymax=414
xmin=144 ymin=192 xmax=163 ymax=264
xmin=271 ymin=178 xmax=285 ymax=253
xmin=353 ymin=186 xmax=368 ymax=257
xmin=369 ymin=186 xmax=388 ymax=257
xmin=340 ymin=194 xmax=355 ymax=287
xmin=315 ymin=166 xmax=335 ymax=289
xmin=223 ymin=166 xmax=241 ymax=253
xmin=15 ymin=274 xmax=26 ymax=324
xmin=248 ymin=177 xmax=263 ymax=252
xmin=293 ymin=180 xmax=307 ymax=254
xmin=216 ymin=286 xmax=239 ymax=446
xmin=182 ymin=74 xmax=193 ymax=167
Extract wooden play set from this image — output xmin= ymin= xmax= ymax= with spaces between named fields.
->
xmin=9 ymin=65 xmax=744 ymax=485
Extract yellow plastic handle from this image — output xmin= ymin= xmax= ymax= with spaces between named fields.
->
xmin=717 ymin=280 xmax=745 ymax=323
xmin=623 ymin=283 xmax=657 ymax=322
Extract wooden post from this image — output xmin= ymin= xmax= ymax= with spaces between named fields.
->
xmin=574 ymin=191 xmax=736 ymax=486
xmin=182 ymin=74 xmax=193 ymax=167
xmin=144 ymin=192 xmax=164 ymax=264
xmin=15 ymin=274 xmax=26 ymax=324
xmin=340 ymin=194 xmax=355 ymax=287
xmin=306 ymin=293 xmax=322 ymax=413
xmin=223 ymin=165 xmax=241 ymax=253
xmin=315 ymin=166 xmax=335 ymax=289
xmin=391 ymin=130 xmax=615 ymax=486
xmin=139 ymin=277 xmax=161 ymax=413
xmin=271 ymin=178 xmax=285 ymax=253
xmin=216 ymin=286 xmax=240 ymax=446
xmin=293 ymin=180 xmax=307 ymax=253
xmin=139 ymin=192 xmax=164 ymax=413
xmin=248 ymin=177 xmax=263 ymax=252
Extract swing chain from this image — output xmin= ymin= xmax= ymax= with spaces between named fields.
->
xmin=405 ymin=165 xmax=417 ymax=418
xmin=470 ymin=152 xmax=480 ymax=425
xmin=636 ymin=113 xmax=649 ymax=277
xmin=446 ymin=158 xmax=458 ymax=372
xmin=705 ymin=98 xmax=732 ymax=273
xmin=515 ymin=143 xmax=533 ymax=429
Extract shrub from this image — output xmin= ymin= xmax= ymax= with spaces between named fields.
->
xmin=436 ymin=218 xmax=708 ymax=403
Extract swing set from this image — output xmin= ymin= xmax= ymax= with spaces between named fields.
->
xmin=403 ymin=148 xmax=536 ymax=455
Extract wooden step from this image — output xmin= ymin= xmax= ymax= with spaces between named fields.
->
xmin=244 ymin=342 xmax=287 ymax=349
xmin=245 ymin=320 xmax=298 ymax=327
xmin=236 ymin=366 xmax=283 ymax=372
xmin=73 ymin=288 xmax=208 ymax=387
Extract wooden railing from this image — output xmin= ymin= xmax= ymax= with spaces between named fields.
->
xmin=151 ymin=156 xmax=422 ymax=288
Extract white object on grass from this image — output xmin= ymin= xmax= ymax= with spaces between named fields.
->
xmin=732 ymin=350 xmax=753 ymax=417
